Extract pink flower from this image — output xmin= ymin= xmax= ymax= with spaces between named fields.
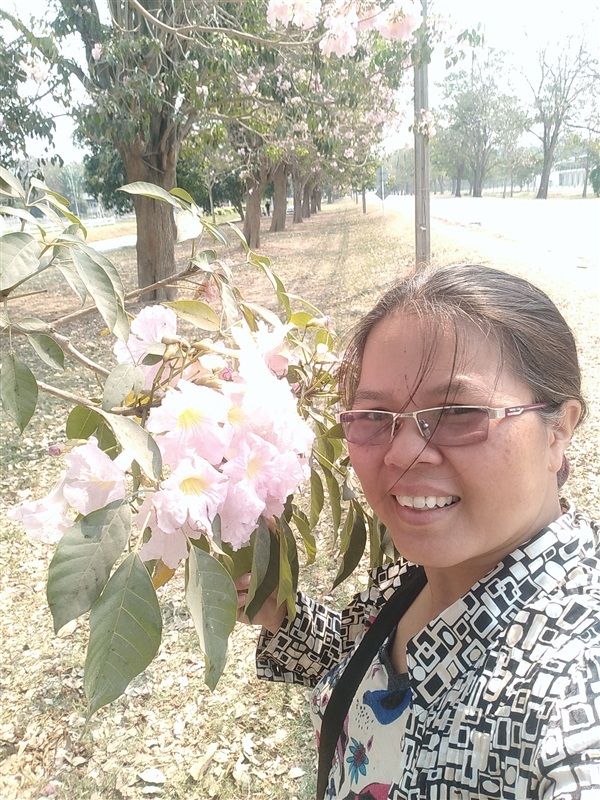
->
xmin=137 ymin=494 xmax=190 ymax=569
xmin=62 ymin=438 xmax=127 ymax=516
xmin=146 ymin=379 xmax=233 ymax=466
xmin=231 ymin=320 xmax=294 ymax=377
xmin=267 ymin=0 xmax=294 ymax=27
xmin=155 ymin=457 xmax=228 ymax=534
xmin=236 ymin=355 xmax=314 ymax=456
xmin=7 ymin=479 xmax=72 ymax=544
xmin=292 ymin=0 xmax=321 ymax=29
xmin=320 ymin=12 xmax=358 ymax=57
xmin=219 ymin=482 xmax=265 ymax=550
xmin=91 ymin=43 xmax=103 ymax=61
xmin=114 ymin=305 xmax=178 ymax=390
xmin=375 ymin=2 xmax=420 ymax=40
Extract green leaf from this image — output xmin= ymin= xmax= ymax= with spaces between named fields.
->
xmin=0 ymin=355 xmax=38 ymax=432
xmin=102 ymin=364 xmax=144 ymax=411
xmin=55 ymin=261 xmax=88 ymax=304
xmin=94 ymin=421 xmax=119 ymax=458
xmin=213 ymin=273 xmax=241 ymax=327
xmin=30 ymin=177 xmax=69 ymax=207
xmin=250 ymin=258 xmax=291 ymax=320
xmin=84 ymin=553 xmax=162 ymax=717
xmin=289 ymin=311 xmax=315 ymax=329
xmin=26 ymin=333 xmax=65 ymax=371
xmin=309 ymin=468 xmax=324 ymax=529
xmin=15 ymin=316 xmax=49 ymax=332
xmin=119 ymin=182 xmax=184 ymax=209
xmin=332 ymin=510 xmax=367 ymax=590
xmin=0 ymin=205 xmax=44 ymax=229
xmin=292 ymin=510 xmax=316 ymax=565
xmin=223 ymin=543 xmax=254 ymax=581
xmin=0 ymin=166 xmax=26 ymax=199
xmin=169 ymin=186 xmax=196 ymax=205
xmin=0 ymin=232 xmax=42 ymax=293
xmin=66 ymin=405 xmax=103 ymax=440
xmin=70 ymin=248 xmax=121 ymax=336
xmin=226 ymin=222 xmax=249 ymax=253
xmin=186 ymin=546 xmax=238 ymax=691
xmin=41 ymin=194 xmax=83 ymax=228
xmin=201 ymin=219 xmax=228 ymax=246
xmin=244 ymin=519 xmax=279 ymax=622
xmin=323 ymin=467 xmax=342 ymax=538
xmin=277 ymin=519 xmax=299 ymax=619
xmin=162 ymin=300 xmax=220 ymax=331
xmin=191 ymin=249 xmax=218 ymax=269
xmin=95 ymin=410 xmax=162 ymax=481
xmin=239 ymin=301 xmax=282 ymax=328
xmin=47 ymin=500 xmax=132 ymax=633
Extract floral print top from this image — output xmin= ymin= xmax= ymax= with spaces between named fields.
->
xmin=311 ymin=642 xmax=412 ymax=799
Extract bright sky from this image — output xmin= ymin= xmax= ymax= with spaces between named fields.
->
xmin=11 ymin=0 xmax=600 ymax=163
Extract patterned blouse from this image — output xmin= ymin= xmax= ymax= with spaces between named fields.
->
xmin=256 ymin=509 xmax=600 ymax=799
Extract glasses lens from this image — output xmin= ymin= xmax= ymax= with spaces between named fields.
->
xmin=340 ymin=411 xmax=395 ymax=445
xmin=419 ymin=407 xmax=489 ymax=446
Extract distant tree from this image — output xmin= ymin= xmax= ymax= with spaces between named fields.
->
xmin=0 ymin=37 xmax=57 ymax=169
xmin=526 ymin=38 xmax=597 ymax=199
xmin=438 ymin=49 xmax=514 ymax=197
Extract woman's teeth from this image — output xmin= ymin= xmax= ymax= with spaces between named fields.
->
xmin=396 ymin=495 xmax=458 ymax=509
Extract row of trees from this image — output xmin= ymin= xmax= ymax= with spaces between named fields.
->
xmin=414 ymin=39 xmax=599 ymax=199
xmin=1 ymin=0 xmax=421 ymax=299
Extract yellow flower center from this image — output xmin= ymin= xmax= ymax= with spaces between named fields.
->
xmin=180 ymin=476 xmax=208 ymax=496
xmin=247 ymin=456 xmax=263 ymax=481
xmin=177 ymin=407 xmax=204 ymax=430
xmin=228 ymin=406 xmax=245 ymax=426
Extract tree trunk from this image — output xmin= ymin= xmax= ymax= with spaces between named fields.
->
xmin=243 ymin=175 xmax=266 ymax=249
xmin=362 ymin=185 xmax=367 ymax=214
xmin=310 ymin=187 xmax=320 ymax=215
xmin=270 ymin=162 xmax=288 ymax=233
xmin=292 ymin=172 xmax=304 ymax=223
xmin=208 ymin=182 xmax=216 ymax=224
xmin=120 ymin=134 xmax=178 ymax=301
xmin=315 ymin=188 xmax=322 ymax=211
xmin=302 ymin=183 xmax=311 ymax=218
xmin=582 ymin=151 xmax=590 ymax=198
xmin=454 ymin=163 xmax=463 ymax=198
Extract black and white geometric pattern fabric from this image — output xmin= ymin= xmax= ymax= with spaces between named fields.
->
xmin=256 ymin=509 xmax=600 ymax=798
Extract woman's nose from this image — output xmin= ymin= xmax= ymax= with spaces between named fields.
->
xmin=383 ymin=417 xmax=443 ymax=468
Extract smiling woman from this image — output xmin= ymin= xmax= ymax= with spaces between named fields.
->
xmin=237 ymin=264 xmax=600 ymax=800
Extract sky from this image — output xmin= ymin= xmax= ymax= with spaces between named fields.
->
xmin=8 ymin=0 xmax=600 ymax=163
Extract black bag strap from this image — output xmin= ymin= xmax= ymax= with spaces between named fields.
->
xmin=316 ymin=567 xmax=426 ymax=800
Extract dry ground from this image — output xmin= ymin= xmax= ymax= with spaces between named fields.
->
xmin=1 ymin=197 xmax=598 ymax=800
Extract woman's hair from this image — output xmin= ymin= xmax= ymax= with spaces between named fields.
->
xmin=338 ymin=264 xmax=587 ymax=427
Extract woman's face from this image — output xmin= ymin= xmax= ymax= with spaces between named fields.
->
xmin=347 ymin=313 xmax=575 ymax=576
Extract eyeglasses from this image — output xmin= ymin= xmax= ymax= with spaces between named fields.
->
xmin=336 ymin=404 xmax=548 ymax=447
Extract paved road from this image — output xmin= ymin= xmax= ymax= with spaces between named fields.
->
xmin=91 ymin=234 xmax=137 ymax=252
xmin=382 ymin=194 xmax=600 ymax=274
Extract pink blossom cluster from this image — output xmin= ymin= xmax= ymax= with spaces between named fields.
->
xmin=9 ymin=307 xmax=315 ymax=572
xmin=267 ymin=0 xmax=420 ymax=57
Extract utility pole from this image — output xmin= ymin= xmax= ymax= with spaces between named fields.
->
xmin=413 ymin=0 xmax=430 ymax=269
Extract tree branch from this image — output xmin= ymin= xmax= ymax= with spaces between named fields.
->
xmin=126 ymin=0 xmax=319 ymax=48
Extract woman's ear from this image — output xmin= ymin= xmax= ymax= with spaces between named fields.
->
xmin=547 ymin=399 xmax=581 ymax=474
